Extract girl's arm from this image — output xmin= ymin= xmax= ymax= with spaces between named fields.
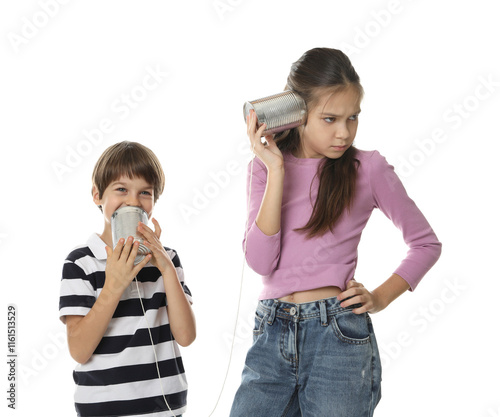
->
xmin=248 ymin=109 xmax=285 ymax=236
xmin=241 ymin=110 xmax=285 ymax=275
xmin=368 ymin=150 xmax=442 ymax=291
xmin=254 ymin=165 xmax=285 ymax=236
xmin=338 ymin=151 xmax=442 ymax=314
xmin=338 ymin=273 xmax=410 ymax=314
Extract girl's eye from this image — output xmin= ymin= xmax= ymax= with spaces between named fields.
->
xmin=349 ymin=114 xmax=359 ymax=121
xmin=141 ymin=191 xmax=152 ymax=196
xmin=324 ymin=117 xmax=335 ymax=123
xmin=117 ymin=187 xmax=126 ymax=192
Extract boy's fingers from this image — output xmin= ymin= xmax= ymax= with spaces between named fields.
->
xmin=138 ymin=222 xmax=152 ymax=235
xmin=142 ymin=239 xmax=160 ymax=254
xmin=139 ymin=222 xmax=160 ymax=241
xmin=119 ymin=236 xmax=135 ymax=260
xmin=126 ymin=240 xmax=141 ymax=264
xmin=151 ymin=218 xmax=161 ymax=239
xmin=110 ymin=238 xmax=125 ymax=260
xmin=132 ymin=253 xmax=152 ymax=274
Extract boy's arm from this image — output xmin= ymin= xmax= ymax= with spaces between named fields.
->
xmin=65 ymin=287 xmax=122 ymax=364
xmin=161 ymin=264 xmax=196 ymax=347
xmin=138 ymin=219 xmax=196 ymax=347
xmin=65 ymin=237 xmax=152 ymax=364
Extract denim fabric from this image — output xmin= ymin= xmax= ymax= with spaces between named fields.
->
xmin=230 ymin=297 xmax=382 ymax=417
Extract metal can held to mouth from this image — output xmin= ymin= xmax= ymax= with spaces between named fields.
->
xmin=111 ymin=206 xmax=151 ymax=265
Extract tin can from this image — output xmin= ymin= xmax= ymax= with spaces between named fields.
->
xmin=243 ymin=90 xmax=307 ymax=136
xmin=111 ymin=206 xmax=151 ymax=265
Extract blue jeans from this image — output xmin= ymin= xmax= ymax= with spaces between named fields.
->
xmin=230 ymin=297 xmax=382 ymax=417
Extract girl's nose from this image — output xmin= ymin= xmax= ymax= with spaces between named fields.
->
xmin=335 ymin=123 xmax=350 ymax=140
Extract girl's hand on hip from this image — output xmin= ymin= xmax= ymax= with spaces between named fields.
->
xmin=337 ymin=279 xmax=386 ymax=314
xmin=137 ymin=218 xmax=175 ymax=275
xmin=247 ymin=109 xmax=284 ymax=172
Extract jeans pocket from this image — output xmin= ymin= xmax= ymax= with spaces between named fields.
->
xmin=330 ymin=311 xmax=371 ymax=345
xmin=253 ymin=309 xmax=268 ymax=337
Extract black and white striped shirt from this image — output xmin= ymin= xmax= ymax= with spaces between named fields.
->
xmin=59 ymin=233 xmax=192 ymax=417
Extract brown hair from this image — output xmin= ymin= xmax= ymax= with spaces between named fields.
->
xmin=275 ymin=47 xmax=363 ymax=238
xmin=92 ymin=141 xmax=165 ymax=206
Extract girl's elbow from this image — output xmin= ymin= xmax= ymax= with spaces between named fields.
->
xmin=431 ymin=240 xmax=443 ymax=262
xmin=248 ymin=261 xmax=278 ymax=276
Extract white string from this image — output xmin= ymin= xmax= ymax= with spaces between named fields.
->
xmin=134 ymin=143 xmax=257 ymax=417
xmin=207 ymin=144 xmax=256 ymax=416
xmin=134 ymin=276 xmax=176 ymax=417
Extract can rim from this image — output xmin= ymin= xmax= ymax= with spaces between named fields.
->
xmin=111 ymin=206 xmax=148 ymax=219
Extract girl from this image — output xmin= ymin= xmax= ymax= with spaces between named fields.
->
xmin=230 ymin=48 xmax=442 ymax=416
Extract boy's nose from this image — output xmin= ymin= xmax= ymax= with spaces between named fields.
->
xmin=125 ymin=196 xmax=140 ymax=207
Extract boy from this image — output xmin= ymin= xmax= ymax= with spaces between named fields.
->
xmin=59 ymin=141 xmax=195 ymax=417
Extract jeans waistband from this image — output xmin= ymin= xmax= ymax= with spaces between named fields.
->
xmin=257 ymin=297 xmax=363 ymax=326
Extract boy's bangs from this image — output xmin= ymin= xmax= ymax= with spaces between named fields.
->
xmin=92 ymin=141 xmax=165 ymax=202
xmin=107 ymin=152 xmax=158 ymax=188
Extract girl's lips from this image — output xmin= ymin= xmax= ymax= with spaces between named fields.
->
xmin=331 ymin=146 xmax=346 ymax=150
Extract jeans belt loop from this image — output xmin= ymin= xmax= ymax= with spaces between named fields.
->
xmin=320 ymin=300 xmax=328 ymax=327
xmin=267 ymin=300 xmax=278 ymax=325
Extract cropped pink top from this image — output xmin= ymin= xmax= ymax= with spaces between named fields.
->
xmin=243 ymin=149 xmax=442 ymax=300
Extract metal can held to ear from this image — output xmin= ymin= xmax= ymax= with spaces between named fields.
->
xmin=111 ymin=206 xmax=151 ymax=265
xmin=243 ymin=90 xmax=307 ymax=136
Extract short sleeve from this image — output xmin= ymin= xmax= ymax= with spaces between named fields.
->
xmin=368 ymin=151 xmax=442 ymax=291
xmin=168 ymin=248 xmax=193 ymax=304
xmin=59 ymin=258 xmax=97 ymax=323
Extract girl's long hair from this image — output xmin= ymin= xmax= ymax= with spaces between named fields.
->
xmin=275 ymin=48 xmax=363 ymax=238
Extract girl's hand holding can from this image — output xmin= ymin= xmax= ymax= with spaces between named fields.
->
xmin=247 ymin=109 xmax=284 ymax=172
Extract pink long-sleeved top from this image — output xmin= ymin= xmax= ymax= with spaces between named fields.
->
xmin=243 ymin=149 xmax=442 ymax=300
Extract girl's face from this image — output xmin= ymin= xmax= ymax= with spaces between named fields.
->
xmin=296 ymin=86 xmax=362 ymax=159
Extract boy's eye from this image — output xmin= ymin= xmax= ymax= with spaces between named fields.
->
xmin=349 ymin=114 xmax=359 ymax=121
xmin=116 ymin=187 xmax=126 ymax=192
xmin=141 ymin=191 xmax=152 ymax=196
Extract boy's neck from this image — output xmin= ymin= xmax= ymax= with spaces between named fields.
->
xmin=98 ymin=226 xmax=113 ymax=248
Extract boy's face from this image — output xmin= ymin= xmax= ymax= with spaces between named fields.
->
xmin=93 ymin=175 xmax=155 ymax=226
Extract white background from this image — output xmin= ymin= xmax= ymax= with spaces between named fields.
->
xmin=1 ymin=0 xmax=500 ymax=416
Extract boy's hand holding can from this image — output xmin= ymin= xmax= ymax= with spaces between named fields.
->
xmin=104 ymin=236 xmax=152 ymax=294
xmin=137 ymin=218 xmax=174 ymax=275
